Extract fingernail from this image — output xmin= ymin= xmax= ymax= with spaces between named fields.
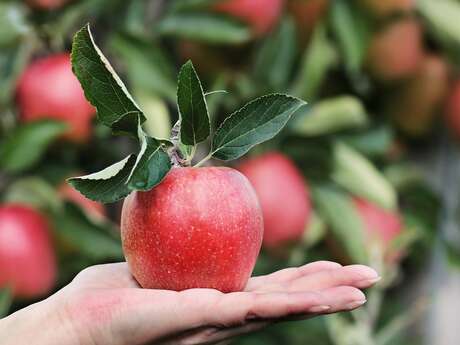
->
xmin=357 ymin=276 xmax=381 ymax=286
xmin=309 ymin=305 xmax=331 ymax=313
xmin=346 ymin=300 xmax=367 ymax=310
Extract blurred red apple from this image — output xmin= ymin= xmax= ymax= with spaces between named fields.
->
xmin=16 ymin=54 xmax=95 ymax=142
xmin=59 ymin=182 xmax=105 ymax=220
xmin=0 ymin=204 xmax=56 ymax=298
xmin=287 ymin=0 xmax=329 ymax=45
xmin=366 ymin=19 xmax=423 ymax=82
xmin=445 ymin=80 xmax=460 ymax=139
xmin=358 ymin=0 xmax=414 ymax=17
xmin=27 ymin=0 xmax=70 ymax=10
xmin=390 ymin=55 xmax=449 ymax=136
xmin=237 ymin=152 xmax=311 ymax=250
xmin=353 ymin=198 xmax=403 ymax=262
xmin=213 ymin=0 xmax=284 ymax=36
xmin=121 ymin=167 xmax=263 ymax=292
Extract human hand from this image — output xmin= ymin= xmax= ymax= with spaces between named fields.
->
xmin=0 ymin=261 xmax=380 ymax=345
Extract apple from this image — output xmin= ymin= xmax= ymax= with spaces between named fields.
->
xmin=366 ymin=19 xmax=423 ymax=82
xmin=287 ymin=0 xmax=329 ymax=45
xmin=59 ymin=181 xmax=105 ymax=220
xmin=353 ymin=198 xmax=403 ymax=262
xmin=445 ymin=80 xmax=460 ymax=139
xmin=27 ymin=0 xmax=70 ymax=10
xmin=213 ymin=0 xmax=284 ymax=36
xmin=358 ymin=0 xmax=414 ymax=17
xmin=16 ymin=54 xmax=95 ymax=142
xmin=0 ymin=204 xmax=56 ymax=298
xmin=390 ymin=55 xmax=449 ymax=136
xmin=237 ymin=152 xmax=311 ymax=250
xmin=121 ymin=167 xmax=263 ymax=292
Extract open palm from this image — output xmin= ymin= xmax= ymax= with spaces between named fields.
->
xmin=52 ymin=261 xmax=379 ymax=345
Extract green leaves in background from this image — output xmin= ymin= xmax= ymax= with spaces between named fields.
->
xmin=211 ymin=94 xmax=306 ymax=160
xmin=292 ymin=24 xmax=337 ymax=101
xmin=68 ymin=155 xmax=137 ymax=203
xmin=330 ymin=0 xmax=371 ymax=78
xmin=253 ymin=17 xmax=297 ymax=91
xmin=418 ymin=0 xmax=460 ymax=59
xmin=0 ymin=2 xmax=29 ymax=47
xmin=0 ymin=288 xmax=12 ymax=318
xmin=177 ymin=61 xmax=211 ymax=146
xmin=157 ymin=13 xmax=251 ymax=44
xmin=52 ymin=203 xmax=122 ymax=260
xmin=332 ymin=142 xmax=397 ymax=210
xmin=0 ymin=120 xmax=67 ymax=173
xmin=313 ymin=185 xmax=368 ymax=263
xmin=291 ymin=96 xmax=368 ymax=136
xmin=109 ymin=34 xmax=177 ymax=102
xmin=71 ymin=24 xmax=145 ymax=135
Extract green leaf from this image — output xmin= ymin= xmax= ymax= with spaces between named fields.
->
xmin=313 ymin=185 xmax=368 ymax=263
xmin=3 ymin=177 xmax=61 ymax=212
xmin=0 ymin=2 xmax=29 ymax=47
xmin=134 ymin=90 xmax=172 ymax=139
xmin=71 ymin=24 xmax=145 ymax=135
xmin=211 ymin=94 xmax=306 ymax=161
xmin=329 ymin=0 xmax=371 ymax=75
xmin=127 ymin=126 xmax=171 ymax=191
xmin=157 ymin=13 xmax=251 ymax=44
xmin=109 ymin=34 xmax=177 ymax=102
xmin=0 ymin=120 xmax=67 ymax=173
xmin=332 ymin=142 xmax=397 ymax=210
xmin=0 ymin=287 xmax=12 ymax=318
xmin=291 ymin=95 xmax=368 ymax=136
xmin=340 ymin=126 xmax=394 ymax=157
xmin=253 ymin=17 xmax=297 ymax=90
xmin=292 ymin=24 xmax=338 ymax=101
xmin=68 ymin=154 xmax=137 ymax=203
xmin=417 ymin=0 xmax=460 ymax=56
xmin=52 ymin=203 xmax=122 ymax=260
xmin=177 ymin=61 xmax=210 ymax=146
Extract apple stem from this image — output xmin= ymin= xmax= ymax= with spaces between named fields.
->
xmin=194 ymin=152 xmax=213 ymax=167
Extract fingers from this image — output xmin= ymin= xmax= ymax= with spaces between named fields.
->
xmin=258 ymin=265 xmax=380 ymax=293
xmin=71 ymin=262 xmax=140 ymax=289
xmin=245 ymin=261 xmax=342 ymax=291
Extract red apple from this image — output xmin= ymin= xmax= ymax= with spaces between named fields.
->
xmin=237 ymin=152 xmax=311 ymax=250
xmin=358 ymin=0 xmax=414 ymax=17
xmin=213 ymin=0 xmax=284 ymax=36
xmin=445 ymin=80 xmax=460 ymax=139
xmin=16 ymin=54 xmax=95 ymax=142
xmin=59 ymin=182 xmax=106 ymax=220
xmin=0 ymin=204 xmax=56 ymax=298
xmin=390 ymin=55 xmax=449 ymax=136
xmin=366 ymin=19 xmax=423 ymax=82
xmin=121 ymin=167 xmax=263 ymax=292
xmin=26 ymin=0 xmax=70 ymax=10
xmin=354 ymin=198 xmax=403 ymax=263
xmin=287 ymin=0 xmax=329 ymax=45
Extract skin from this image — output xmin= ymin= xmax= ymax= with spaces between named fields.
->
xmin=213 ymin=0 xmax=284 ymax=35
xmin=366 ymin=19 xmax=423 ymax=82
xmin=0 ymin=261 xmax=380 ymax=345
xmin=237 ymin=152 xmax=310 ymax=249
xmin=0 ymin=204 xmax=56 ymax=298
xmin=122 ymin=167 xmax=263 ymax=292
xmin=16 ymin=54 xmax=95 ymax=142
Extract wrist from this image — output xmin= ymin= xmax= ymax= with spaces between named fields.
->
xmin=0 ymin=294 xmax=80 ymax=345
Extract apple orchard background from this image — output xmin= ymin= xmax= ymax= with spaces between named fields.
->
xmin=1 ymin=0 xmax=460 ymax=344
